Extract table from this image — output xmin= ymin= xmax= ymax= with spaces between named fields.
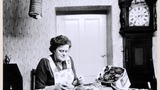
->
xmin=45 ymin=82 xmax=113 ymax=90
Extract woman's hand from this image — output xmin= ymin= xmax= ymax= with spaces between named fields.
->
xmin=72 ymin=76 xmax=84 ymax=86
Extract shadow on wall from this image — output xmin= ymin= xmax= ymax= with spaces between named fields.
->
xmin=3 ymin=0 xmax=31 ymax=38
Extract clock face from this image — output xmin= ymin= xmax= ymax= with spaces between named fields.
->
xmin=129 ymin=5 xmax=150 ymax=26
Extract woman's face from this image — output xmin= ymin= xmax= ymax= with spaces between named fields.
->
xmin=54 ymin=44 xmax=70 ymax=62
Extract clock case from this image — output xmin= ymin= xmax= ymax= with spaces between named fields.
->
xmin=118 ymin=0 xmax=157 ymax=89
xmin=118 ymin=0 xmax=157 ymax=35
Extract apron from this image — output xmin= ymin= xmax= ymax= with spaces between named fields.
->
xmin=48 ymin=56 xmax=74 ymax=86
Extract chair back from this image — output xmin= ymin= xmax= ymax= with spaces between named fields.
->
xmin=31 ymin=69 xmax=36 ymax=90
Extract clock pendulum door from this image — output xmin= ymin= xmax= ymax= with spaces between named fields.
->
xmin=124 ymin=34 xmax=153 ymax=88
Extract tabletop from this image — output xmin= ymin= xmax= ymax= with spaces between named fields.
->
xmin=44 ymin=82 xmax=113 ymax=90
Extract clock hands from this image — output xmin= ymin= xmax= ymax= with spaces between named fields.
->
xmin=129 ymin=5 xmax=149 ymax=26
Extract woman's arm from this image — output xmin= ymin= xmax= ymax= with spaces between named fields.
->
xmin=69 ymin=56 xmax=77 ymax=80
xmin=70 ymin=57 xmax=85 ymax=86
xmin=35 ymin=58 xmax=48 ymax=89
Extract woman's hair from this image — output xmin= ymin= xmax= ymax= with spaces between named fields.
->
xmin=49 ymin=35 xmax=71 ymax=53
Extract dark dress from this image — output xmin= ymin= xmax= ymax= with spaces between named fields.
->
xmin=35 ymin=55 xmax=77 ymax=89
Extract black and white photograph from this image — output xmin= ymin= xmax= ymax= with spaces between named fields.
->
xmin=2 ymin=0 xmax=160 ymax=90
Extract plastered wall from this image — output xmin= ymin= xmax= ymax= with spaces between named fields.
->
xmin=3 ymin=0 xmax=157 ymax=90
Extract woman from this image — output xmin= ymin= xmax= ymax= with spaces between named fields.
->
xmin=35 ymin=35 xmax=79 ymax=90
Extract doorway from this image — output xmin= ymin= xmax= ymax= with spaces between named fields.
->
xmin=56 ymin=6 xmax=112 ymax=83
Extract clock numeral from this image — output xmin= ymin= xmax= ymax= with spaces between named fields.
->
xmin=129 ymin=7 xmax=132 ymax=11
xmin=129 ymin=23 xmax=134 ymax=26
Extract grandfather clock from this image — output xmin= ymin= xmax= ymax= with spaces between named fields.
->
xmin=118 ymin=0 xmax=157 ymax=89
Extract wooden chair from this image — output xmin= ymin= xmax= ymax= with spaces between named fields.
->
xmin=31 ymin=69 xmax=36 ymax=90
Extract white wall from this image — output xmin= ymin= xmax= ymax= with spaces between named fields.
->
xmin=3 ymin=0 xmax=157 ymax=90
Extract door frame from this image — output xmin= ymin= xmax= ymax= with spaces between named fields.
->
xmin=55 ymin=6 xmax=113 ymax=65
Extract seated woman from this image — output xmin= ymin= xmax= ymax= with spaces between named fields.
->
xmin=35 ymin=35 xmax=79 ymax=90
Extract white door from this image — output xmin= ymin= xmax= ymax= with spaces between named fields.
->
xmin=56 ymin=14 xmax=107 ymax=83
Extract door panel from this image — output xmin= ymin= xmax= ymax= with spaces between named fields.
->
xmin=56 ymin=14 xmax=107 ymax=83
